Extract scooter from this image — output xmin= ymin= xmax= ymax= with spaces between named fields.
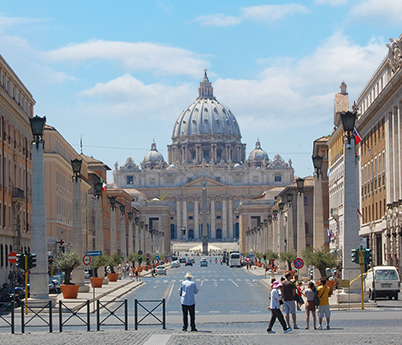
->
xmin=49 ymin=279 xmax=61 ymax=294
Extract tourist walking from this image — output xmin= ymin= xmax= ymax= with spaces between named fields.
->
xmin=303 ymin=281 xmax=317 ymax=329
xmin=267 ymin=281 xmax=292 ymax=334
xmin=317 ymin=278 xmax=331 ymax=329
xmin=179 ymin=272 xmax=199 ymax=332
xmin=282 ymin=272 xmax=299 ymax=329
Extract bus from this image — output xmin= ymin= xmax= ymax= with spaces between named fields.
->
xmin=228 ymin=252 xmax=241 ymax=267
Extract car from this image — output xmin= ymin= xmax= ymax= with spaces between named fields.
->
xmin=155 ymin=265 xmax=167 ymax=275
xmin=179 ymin=258 xmax=186 ymax=263
xmin=185 ymin=260 xmax=193 ymax=266
xmin=190 ymin=258 xmax=195 ymax=263
xmin=171 ymin=260 xmax=180 ymax=268
xmin=200 ymin=260 xmax=208 ymax=267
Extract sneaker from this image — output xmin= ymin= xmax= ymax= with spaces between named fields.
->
xmin=267 ymin=330 xmax=276 ymax=334
xmin=297 ymin=307 xmax=301 ymax=311
xmin=293 ymin=324 xmax=299 ymax=329
xmin=326 ymin=325 xmax=330 ymax=330
xmin=191 ymin=328 xmax=198 ymax=332
xmin=284 ymin=328 xmax=292 ymax=334
xmin=317 ymin=325 xmax=322 ymax=330
xmin=182 ymin=328 xmax=187 ymax=331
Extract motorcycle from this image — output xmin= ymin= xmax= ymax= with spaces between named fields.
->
xmin=49 ymin=279 xmax=61 ymax=294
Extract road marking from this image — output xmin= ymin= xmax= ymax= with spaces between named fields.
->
xmin=229 ymin=279 xmax=239 ymax=287
xmin=201 ymin=280 xmax=204 ymax=287
xmin=209 ymin=311 xmax=220 ymax=314
xmin=167 ymin=281 xmax=174 ymax=300
xmin=168 ymin=311 xmax=179 ymax=314
xmin=163 ymin=281 xmax=172 ymax=299
xmin=143 ymin=334 xmax=171 ymax=345
xmin=236 ymin=279 xmax=241 ymax=281
xmin=204 ymin=279 xmax=209 ymax=281
xmin=220 ymin=279 xmax=225 ymax=281
xmin=230 ymin=310 xmax=240 ymax=314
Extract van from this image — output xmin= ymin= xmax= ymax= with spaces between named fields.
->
xmin=364 ymin=266 xmax=400 ymax=300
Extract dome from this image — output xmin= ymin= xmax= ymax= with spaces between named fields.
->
xmin=248 ymin=139 xmax=269 ymax=161
xmin=143 ymin=141 xmax=165 ymax=165
xmin=172 ymin=71 xmax=241 ymax=142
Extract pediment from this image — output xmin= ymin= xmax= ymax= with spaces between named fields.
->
xmin=183 ymin=176 xmax=227 ymax=188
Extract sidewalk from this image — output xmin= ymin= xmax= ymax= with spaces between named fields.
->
xmin=244 ymin=265 xmax=377 ymax=309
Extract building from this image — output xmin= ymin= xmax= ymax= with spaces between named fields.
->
xmin=0 ymin=55 xmax=35 ymax=284
xmin=111 ymin=72 xmax=295 ymax=254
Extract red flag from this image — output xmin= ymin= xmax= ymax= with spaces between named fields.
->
xmin=354 ymin=128 xmax=362 ymax=145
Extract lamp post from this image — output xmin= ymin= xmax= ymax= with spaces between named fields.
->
xmin=312 ymin=155 xmax=325 ymax=252
xmin=71 ymin=158 xmax=89 ymax=291
xmin=296 ymin=177 xmax=307 ymax=276
xmin=128 ymin=211 xmax=134 ymax=255
xmin=286 ymin=193 xmax=294 ymax=252
xmin=267 ymin=215 xmax=273 ymax=252
xmin=94 ymin=181 xmax=104 ymax=252
xmin=273 ymin=209 xmax=278 ymax=256
xmin=340 ymin=110 xmax=360 ymax=282
xmin=29 ymin=115 xmax=49 ymax=300
xmin=134 ymin=217 xmax=140 ymax=254
xmin=109 ymin=196 xmax=117 ymax=255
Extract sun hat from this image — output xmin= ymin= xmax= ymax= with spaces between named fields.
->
xmin=185 ymin=272 xmax=193 ymax=279
xmin=272 ymin=281 xmax=282 ymax=289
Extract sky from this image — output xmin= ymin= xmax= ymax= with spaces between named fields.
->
xmin=0 ymin=0 xmax=401 ymax=182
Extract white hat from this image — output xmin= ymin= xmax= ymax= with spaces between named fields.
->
xmin=185 ymin=272 xmax=193 ymax=279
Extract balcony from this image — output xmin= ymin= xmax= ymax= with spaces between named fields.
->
xmin=12 ymin=187 xmax=25 ymax=204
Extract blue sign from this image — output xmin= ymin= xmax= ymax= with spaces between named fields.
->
xmin=294 ymin=258 xmax=304 ymax=269
xmin=86 ymin=251 xmax=102 ymax=256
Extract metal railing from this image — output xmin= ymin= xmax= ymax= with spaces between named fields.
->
xmin=134 ymin=299 xmax=166 ymax=330
xmin=21 ymin=301 xmax=53 ymax=333
xmin=0 ymin=302 xmax=15 ymax=334
xmin=96 ymin=299 xmax=128 ymax=331
xmin=59 ymin=300 xmax=90 ymax=332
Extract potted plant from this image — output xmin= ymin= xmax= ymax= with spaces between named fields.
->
xmin=281 ymin=250 xmax=297 ymax=276
xmin=53 ymin=250 xmax=81 ymax=298
xmin=107 ymin=252 xmax=123 ymax=282
xmin=90 ymin=254 xmax=109 ymax=288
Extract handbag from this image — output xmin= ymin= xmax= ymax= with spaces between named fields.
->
xmin=313 ymin=293 xmax=320 ymax=307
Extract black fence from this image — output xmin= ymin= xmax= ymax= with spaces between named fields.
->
xmin=134 ymin=299 xmax=166 ymax=330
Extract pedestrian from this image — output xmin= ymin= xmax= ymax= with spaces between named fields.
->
xmin=267 ymin=281 xmax=292 ymax=334
xmin=135 ymin=268 xmax=139 ymax=281
xmin=128 ymin=266 xmax=133 ymax=280
xmin=282 ymin=272 xmax=299 ymax=329
xmin=317 ymin=278 xmax=331 ymax=329
xmin=303 ymin=281 xmax=317 ymax=329
xmin=296 ymin=281 xmax=304 ymax=311
xmin=179 ymin=272 xmax=199 ymax=332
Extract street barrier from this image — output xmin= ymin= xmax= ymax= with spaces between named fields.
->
xmin=0 ymin=301 xmax=15 ymax=333
xmin=59 ymin=300 xmax=90 ymax=332
xmin=134 ymin=299 xmax=166 ymax=330
xmin=96 ymin=299 xmax=128 ymax=331
xmin=21 ymin=301 xmax=52 ymax=333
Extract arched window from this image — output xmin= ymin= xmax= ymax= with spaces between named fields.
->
xmin=216 ymin=229 xmax=222 ymax=239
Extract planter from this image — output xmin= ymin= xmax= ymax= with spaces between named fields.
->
xmin=60 ymin=284 xmax=80 ymax=299
xmin=316 ymin=280 xmax=336 ymax=294
xmin=90 ymin=277 xmax=104 ymax=288
xmin=107 ymin=273 xmax=119 ymax=282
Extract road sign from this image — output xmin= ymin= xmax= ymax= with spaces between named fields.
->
xmin=83 ymin=255 xmax=91 ymax=265
xmin=146 ymin=252 xmax=150 ymax=258
xmin=138 ymin=250 xmax=143 ymax=255
xmin=8 ymin=251 xmax=17 ymax=264
xmin=294 ymin=258 xmax=304 ymax=269
xmin=86 ymin=251 xmax=102 ymax=256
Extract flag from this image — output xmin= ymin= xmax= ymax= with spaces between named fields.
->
xmin=328 ymin=229 xmax=334 ymax=243
xmin=353 ymin=128 xmax=362 ymax=145
xmin=357 ymin=208 xmax=362 ymax=220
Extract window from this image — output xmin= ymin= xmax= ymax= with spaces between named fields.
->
xmin=187 ymin=177 xmax=193 ymax=183
xmin=275 ymin=174 xmax=281 ymax=182
xmin=234 ymin=175 xmax=242 ymax=183
xmin=253 ymin=176 xmax=259 ymax=183
xmin=126 ymin=176 xmax=133 ymax=184
xmin=188 ymin=203 xmax=193 ymax=212
xmin=215 ymin=177 xmax=221 ymax=183
xmin=166 ymin=176 xmax=174 ymax=185
xmin=216 ymin=202 xmax=221 ymax=211
xmin=149 ymin=178 xmax=155 ymax=185
xmin=304 ymin=196 xmax=308 ymax=206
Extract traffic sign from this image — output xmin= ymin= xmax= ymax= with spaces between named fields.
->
xmin=86 ymin=251 xmax=102 ymax=256
xmin=146 ymin=252 xmax=150 ymax=258
xmin=8 ymin=251 xmax=17 ymax=264
xmin=294 ymin=258 xmax=304 ymax=269
xmin=138 ymin=250 xmax=143 ymax=255
xmin=83 ymin=255 xmax=91 ymax=265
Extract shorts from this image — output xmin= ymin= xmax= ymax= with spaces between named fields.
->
xmin=318 ymin=305 xmax=331 ymax=319
xmin=305 ymin=301 xmax=315 ymax=312
xmin=284 ymin=300 xmax=296 ymax=315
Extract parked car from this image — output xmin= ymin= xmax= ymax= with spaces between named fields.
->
xmin=200 ymin=259 xmax=208 ymax=267
xmin=179 ymin=258 xmax=186 ymax=263
xmin=171 ymin=260 xmax=180 ymax=268
xmin=156 ymin=265 xmax=167 ymax=275
xmin=185 ymin=260 xmax=193 ymax=266
xmin=365 ymin=266 xmax=400 ymax=300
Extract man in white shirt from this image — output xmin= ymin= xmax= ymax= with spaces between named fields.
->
xmin=179 ymin=272 xmax=199 ymax=331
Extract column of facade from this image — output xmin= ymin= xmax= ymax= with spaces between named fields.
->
xmin=196 ymin=144 xmax=201 ymax=162
xmin=141 ymin=223 xmax=146 ymax=255
xmin=134 ymin=220 xmax=139 ymax=253
xmin=210 ymin=198 xmax=215 ymax=239
xmin=313 ymin=172 xmax=325 ymax=250
xmin=297 ymin=193 xmax=307 ymax=276
xmin=110 ymin=207 xmax=117 ymax=254
xmin=394 ymin=107 xmax=400 ymax=200
xmin=279 ymin=211 xmax=285 ymax=269
xmin=228 ymin=199 xmax=233 ymax=240
xmin=128 ymin=218 xmax=133 ymax=255
xmin=287 ymin=206 xmax=294 ymax=251
xmin=176 ymin=198 xmax=181 ymax=240
xmin=194 ymin=198 xmax=199 ymax=240
xmin=183 ymin=197 xmax=188 ymax=238
xmin=95 ymin=197 xmax=103 ymax=251
xmin=120 ymin=213 xmax=126 ymax=260
xmin=212 ymin=144 xmax=217 ymax=162
xmin=222 ymin=197 xmax=227 ymax=240
xmin=398 ymin=103 xmax=402 ymax=200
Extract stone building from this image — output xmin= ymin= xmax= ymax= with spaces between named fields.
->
xmin=0 ymin=55 xmax=34 ymax=284
xmin=111 ymin=72 xmax=295 ymax=253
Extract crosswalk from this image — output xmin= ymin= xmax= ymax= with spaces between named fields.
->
xmin=152 ymin=278 xmax=262 ymax=286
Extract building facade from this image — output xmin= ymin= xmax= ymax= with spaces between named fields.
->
xmin=0 ymin=55 xmax=34 ymax=284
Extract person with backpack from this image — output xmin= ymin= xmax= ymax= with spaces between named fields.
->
xmin=317 ymin=278 xmax=331 ymax=329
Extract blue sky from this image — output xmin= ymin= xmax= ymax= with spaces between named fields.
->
xmin=0 ymin=0 xmax=401 ymax=182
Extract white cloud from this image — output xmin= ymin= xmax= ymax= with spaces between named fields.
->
xmin=0 ymin=13 xmax=43 ymax=29
xmin=194 ymin=4 xmax=310 ymax=27
xmin=315 ymin=0 xmax=347 ymax=6
xmin=44 ymin=40 xmax=209 ymax=77
xmin=350 ymin=0 xmax=402 ymax=24
xmin=194 ymin=14 xmax=241 ymax=27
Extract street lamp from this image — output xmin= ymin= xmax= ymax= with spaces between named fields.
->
xmin=312 ymin=155 xmax=323 ymax=175
xmin=29 ymin=115 xmax=46 ymax=146
xmin=279 ymin=202 xmax=284 ymax=211
xmin=286 ymin=193 xmax=293 ymax=204
xmin=108 ymin=196 xmax=116 ymax=209
xmin=273 ymin=210 xmax=278 ymax=218
xmin=340 ymin=111 xmax=357 ymax=146
xmin=296 ymin=178 xmax=305 ymax=192
xmin=71 ymin=158 xmax=82 ymax=179
xmin=94 ymin=181 xmax=103 ymax=197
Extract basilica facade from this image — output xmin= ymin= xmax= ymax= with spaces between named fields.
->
xmin=111 ymin=72 xmax=294 ymax=243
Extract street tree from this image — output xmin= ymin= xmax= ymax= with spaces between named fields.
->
xmin=302 ymin=246 xmax=337 ymax=277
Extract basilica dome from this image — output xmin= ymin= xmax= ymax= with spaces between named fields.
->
xmin=172 ymin=72 xmax=241 ymax=143
xmin=142 ymin=141 xmax=165 ymax=169
xmin=248 ymin=139 xmax=269 ymax=161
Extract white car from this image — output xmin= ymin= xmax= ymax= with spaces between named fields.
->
xmin=156 ymin=265 xmax=167 ymax=275
xmin=171 ymin=261 xmax=180 ymax=268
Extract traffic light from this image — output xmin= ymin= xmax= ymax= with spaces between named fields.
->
xmin=364 ymin=248 xmax=372 ymax=264
xmin=138 ymin=256 xmax=142 ymax=265
xmin=27 ymin=253 xmax=37 ymax=269
xmin=16 ymin=253 xmax=26 ymax=270
xmin=48 ymin=255 xmax=54 ymax=265
xmin=263 ymin=254 xmax=267 ymax=262
xmin=351 ymin=248 xmax=360 ymax=264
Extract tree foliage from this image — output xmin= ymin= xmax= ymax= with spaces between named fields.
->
xmin=265 ymin=250 xmax=278 ymax=263
xmin=302 ymin=246 xmax=337 ymax=278
xmin=108 ymin=252 xmax=123 ymax=273
xmin=127 ymin=252 xmax=139 ymax=266
xmin=92 ymin=254 xmax=109 ymax=277
xmin=280 ymin=250 xmax=297 ymax=270
xmin=53 ymin=250 xmax=80 ymax=285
